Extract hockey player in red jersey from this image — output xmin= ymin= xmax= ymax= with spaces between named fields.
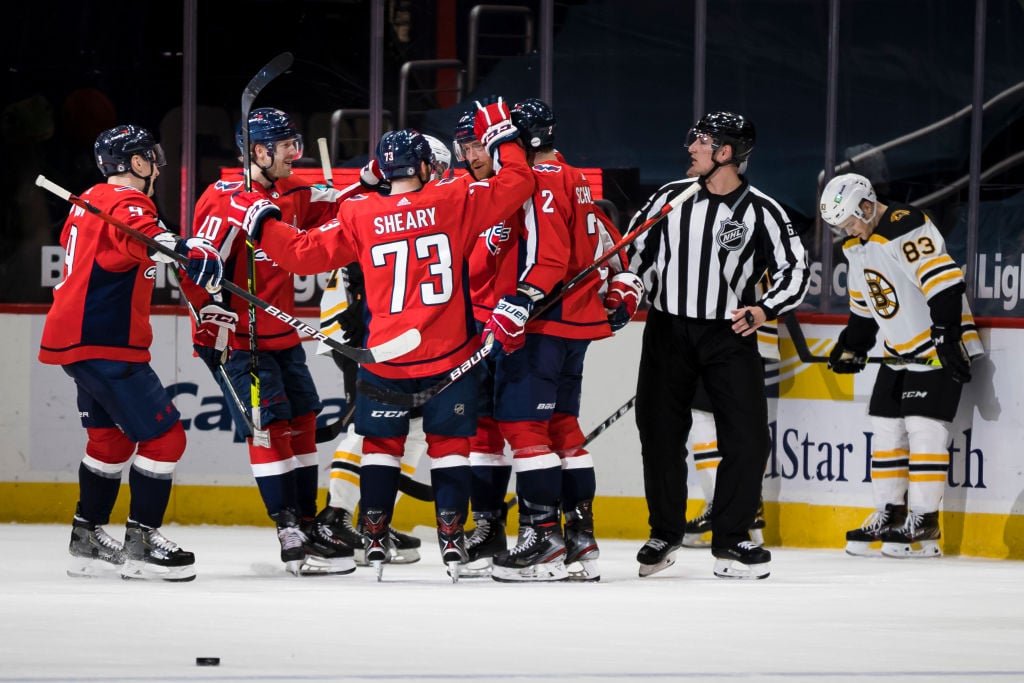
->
xmin=485 ymin=98 xmax=643 ymax=582
xmin=181 ymin=108 xmax=360 ymax=576
xmin=40 ymin=124 xmax=224 ymax=582
xmin=229 ymin=101 xmax=536 ymax=580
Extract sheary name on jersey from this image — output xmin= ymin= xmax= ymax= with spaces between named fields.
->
xmin=373 ymin=207 xmax=437 ymax=234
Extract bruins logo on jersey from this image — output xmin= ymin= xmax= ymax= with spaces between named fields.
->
xmin=863 ymin=268 xmax=899 ymax=319
xmin=891 ymin=209 xmax=910 ymax=222
xmin=717 ymin=219 xmax=750 ymax=251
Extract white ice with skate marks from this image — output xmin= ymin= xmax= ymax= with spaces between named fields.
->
xmin=2 ymin=523 xmax=1022 ymax=683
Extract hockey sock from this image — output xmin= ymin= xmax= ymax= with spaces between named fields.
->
xmin=430 ymin=459 xmax=472 ymax=520
xmin=127 ymin=463 xmax=173 ymax=528
xmin=294 ymin=456 xmax=319 ymax=519
xmin=360 ymin=462 xmax=402 ymax=516
xmin=77 ymin=461 xmax=123 ymax=525
xmin=470 ymin=461 xmax=512 ymax=513
xmin=560 ymin=465 xmax=596 ymax=509
xmin=516 ymin=466 xmax=561 ymax=524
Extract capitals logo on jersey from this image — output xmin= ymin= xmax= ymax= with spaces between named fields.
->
xmin=482 ymin=221 xmax=511 ymax=255
xmin=533 ymin=164 xmax=561 ymax=173
xmin=864 ymin=268 xmax=899 ymax=319
xmin=717 ymin=219 xmax=751 ymax=251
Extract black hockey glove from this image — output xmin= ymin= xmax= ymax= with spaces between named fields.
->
xmin=931 ymin=324 xmax=972 ymax=383
xmin=827 ymin=329 xmax=868 ymax=374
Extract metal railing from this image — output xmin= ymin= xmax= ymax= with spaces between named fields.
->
xmin=467 ymin=4 xmax=534 ymax=89
xmin=397 ymin=60 xmax=465 ymax=129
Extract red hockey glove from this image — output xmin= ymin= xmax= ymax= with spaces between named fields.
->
xmin=474 ymin=97 xmax=519 ymax=155
xmin=603 ymin=272 xmax=644 ymax=332
xmin=483 ymin=294 xmax=532 ymax=353
xmin=228 ymin=191 xmax=281 ymax=241
xmin=193 ymin=303 xmax=238 ymax=372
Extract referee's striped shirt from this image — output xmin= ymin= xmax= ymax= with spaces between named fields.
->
xmin=625 ymin=177 xmax=809 ymax=320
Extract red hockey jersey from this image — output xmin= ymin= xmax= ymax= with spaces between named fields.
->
xmin=517 ymin=160 xmax=614 ymax=340
xmin=184 ymin=172 xmax=339 ymax=351
xmin=258 ymin=143 xmax=536 ymax=379
xmin=39 ymin=183 xmax=167 ymax=365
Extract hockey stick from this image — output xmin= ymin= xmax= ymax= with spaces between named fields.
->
xmin=583 ymin=395 xmax=636 ymax=447
xmin=317 ymin=137 xmax=334 ymax=187
xmin=35 ymin=175 xmax=420 ymax=364
xmin=241 ymin=53 xmax=293 ymax=450
xmin=171 ymin=271 xmax=272 ymax=447
xmin=316 ymin=403 xmax=354 ymax=444
xmin=358 ymin=181 xmax=705 ymax=408
xmin=782 ymin=314 xmax=940 ymax=366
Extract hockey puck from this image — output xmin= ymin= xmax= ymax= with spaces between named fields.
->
xmin=195 ymin=657 xmax=220 ymax=666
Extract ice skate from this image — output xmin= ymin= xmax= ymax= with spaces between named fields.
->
xmin=845 ymin=503 xmax=907 ymax=557
xmin=682 ymin=503 xmax=712 ymax=548
xmin=637 ymin=537 xmax=681 ymax=577
xmin=881 ymin=511 xmax=942 ymax=558
xmin=491 ymin=522 xmax=568 ymax=582
xmin=67 ymin=514 xmax=125 ymax=578
xmin=436 ymin=510 xmax=468 ymax=582
xmin=712 ymin=540 xmax=771 ymax=579
xmin=269 ymin=510 xmax=308 ymax=576
xmin=354 ymin=515 xmax=421 ymax=566
xmin=300 ymin=508 xmax=356 ymax=576
xmin=360 ymin=508 xmax=393 ymax=581
xmin=455 ymin=510 xmax=507 ymax=578
xmin=121 ymin=521 xmax=196 ymax=582
xmin=564 ymin=500 xmax=600 ymax=582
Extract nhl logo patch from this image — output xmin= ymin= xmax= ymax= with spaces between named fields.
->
xmin=716 ymin=219 xmax=750 ymax=251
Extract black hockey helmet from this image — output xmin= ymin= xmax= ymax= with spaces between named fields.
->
xmin=511 ymin=98 xmax=556 ymax=150
xmin=452 ymin=109 xmax=477 ymax=162
xmin=375 ymin=129 xmax=433 ymax=179
xmin=235 ymin=107 xmax=303 ymax=159
xmin=94 ymin=125 xmax=166 ymax=177
xmin=690 ymin=111 xmax=756 ymax=163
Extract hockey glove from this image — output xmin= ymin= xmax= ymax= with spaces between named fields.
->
xmin=483 ymin=294 xmax=532 ymax=354
xmin=604 ymin=272 xmax=644 ymax=332
xmin=193 ymin=303 xmax=238 ymax=372
xmin=336 ymin=296 xmax=367 ymax=345
xmin=827 ymin=329 xmax=868 ymax=374
xmin=931 ymin=323 xmax=972 ymax=383
xmin=151 ymin=234 xmax=224 ymax=292
xmin=359 ymin=158 xmax=391 ymax=194
xmin=474 ymin=97 xmax=519 ymax=156
xmin=228 ymin=191 xmax=281 ymax=241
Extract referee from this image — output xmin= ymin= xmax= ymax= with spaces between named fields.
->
xmin=625 ymin=111 xmax=808 ymax=579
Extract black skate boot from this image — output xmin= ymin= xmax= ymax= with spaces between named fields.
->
xmin=564 ymin=500 xmax=600 ymax=582
xmin=360 ymin=508 xmax=394 ymax=581
xmin=436 ymin=509 xmax=468 ymax=582
xmin=845 ymin=503 xmax=907 ymax=556
xmin=271 ymin=509 xmax=308 ymax=576
xmin=457 ymin=510 xmax=508 ymax=578
xmin=880 ymin=510 xmax=941 ymax=558
xmin=682 ymin=503 xmax=713 ymax=548
xmin=637 ymin=536 xmax=681 ymax=577
xmin=491 ymin=521 xmax=568 ymax=583
xmin=67 ymin=512 xmax=126 ymax=578
xmin=355 ymin=514 xmax=421 ymax=566
xmin=712 ymin=540 xmax=771 ymax=579
xmin=300 ymin=508 xmax=356 ymax=576
xmin=121 ymin=520 xmax=196 ymax=582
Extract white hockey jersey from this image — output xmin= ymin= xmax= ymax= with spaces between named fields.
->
xmin=842 ymin=203 xmax=984 ymax=370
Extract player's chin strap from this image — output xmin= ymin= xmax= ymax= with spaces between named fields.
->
xmin=130 ymin=165 xmax=158 ymax=197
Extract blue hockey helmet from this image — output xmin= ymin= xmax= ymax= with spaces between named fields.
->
xmin=235 ymin=107 xmax=303 ymax=159
xmin=94 ymin=124 xmax=166 ymax=177
xmin=511 ymin=98 xmax=556 ymax=150
xmin=375 ymin=129 xmax=433 ymax=179
xmin=452 ymin=109 xmax=477 ymax=161
xmin=689 ymin=111 xmax=755 ymax=163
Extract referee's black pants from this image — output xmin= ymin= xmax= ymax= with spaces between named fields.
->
xmin=635 ymin=308 xmax=769 ymax=550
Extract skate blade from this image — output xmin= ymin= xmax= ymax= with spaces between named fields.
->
xmin=355 ymin=548 xmax=418 ymax=566
xmin=120 ymin=559 xmax=197 ymax=582
xmin=372 ymin=559 xmax=385 ymax=582
xmin=299 ymin=555 xmax=356 ymax=576
xmin=283 ymin=559 xmax=304 ymax=577
xmin=67 ymin=557 xmax=122 ymax=578
xmin=491 ymin=560 xmax=569 ymax=583
xmin=712 ymin=558 xmax=770 ymax=580
xmin=681 ymin=532 xmax=711 ymax=548
xmin=881 ymin=540 xmax=942 ymax=558
xmin=845 ymin=540 xmax=884 ymax=557
xmin=447 ymin=560 xmax=462 ymax=583
xmin=566 ymin=558 xmax=600 ymax=582
xmin=450 ymin=557 xmax=493 ymax=579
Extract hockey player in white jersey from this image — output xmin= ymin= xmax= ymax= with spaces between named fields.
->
xmin=820 ymin=173 xmax=984 ymax=558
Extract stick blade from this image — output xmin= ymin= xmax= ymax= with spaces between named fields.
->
xmin=242 ymin=52 xmax=294 ymax=109
xmin=366 ymin=328 xmax=422 ymax=363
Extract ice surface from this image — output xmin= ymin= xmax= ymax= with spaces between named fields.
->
xmin=2 ymin=524 xmax=1023 ymax=682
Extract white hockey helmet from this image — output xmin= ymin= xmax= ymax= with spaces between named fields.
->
xmin=422 ymin=134 xmax=451 ymax=180
xmin=819 ymin=173 xmax=876 ymax=231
